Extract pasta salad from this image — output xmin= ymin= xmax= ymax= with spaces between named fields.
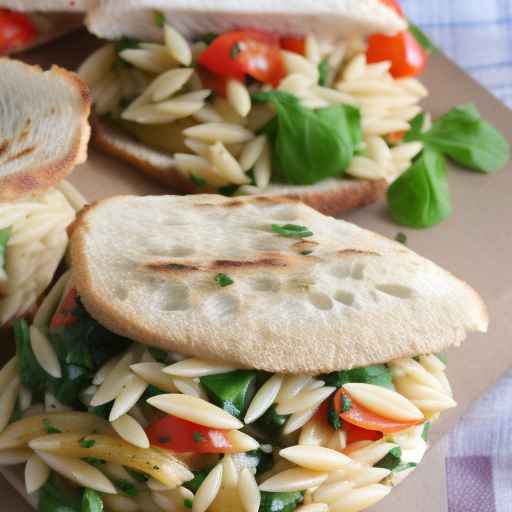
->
xmin=0 ymin=273 xmax=456 ymax=512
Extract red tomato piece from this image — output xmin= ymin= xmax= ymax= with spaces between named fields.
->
xmin=387 ymin=130 xmax=407 ymax=144
xmin=198 ymin=29 xmax=286 ymax=88
xmin=197 ymin=67 xmax=229 ymax=97
xmin=335 ymin=388 xmax=423 ymax=434
xmin=280 ymin=36 xmax=305 ymax=55
xmin=367 ymin=30 xmax=428 ymax=78
xmin=146 ymin=415 xmax=234 ymax=454
xmin=0 ymin=9 xmax=38 ymax=54
xmin=344 ymin=422 xmax=383 ymax=445
xmin=50 ymin=288 xmax=79 ymax=330
xmin=378 ymin=0 xmax=404 ymax=17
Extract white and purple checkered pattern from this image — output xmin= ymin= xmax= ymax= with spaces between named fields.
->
xmin=402 ymin=0 xmax=512 ymax=107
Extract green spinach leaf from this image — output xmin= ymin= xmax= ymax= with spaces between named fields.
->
xmin=318 ymin=57 xmax=329 ymax=86
xmin=387 ymin=147 xmax=451 ymax=228
xmin=322 ymin=364 xmax=394 ymax=390
xmin=81 ymin=488 xmax=103 ymax=512
xmin=253 ymin=91 xmax=358 ymax=185
xmin=259 ymin=491 xmax=304 ymax=512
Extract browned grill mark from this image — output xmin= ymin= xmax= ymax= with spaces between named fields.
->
xmin=0 ymin=140 xmax=10 ymax=156
xmin=147 ymin=257 xmax=288 ymax=272
xmin=337 ymin=249 xmax=380 ymax=257
xmin=4 ymin=145 xmax=36 ymax=163
xmin=18 ymin=118 xmax=32 ymax=142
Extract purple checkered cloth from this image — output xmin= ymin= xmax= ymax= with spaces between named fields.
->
xmin=445 ymin=371 xmax=512 ymax=511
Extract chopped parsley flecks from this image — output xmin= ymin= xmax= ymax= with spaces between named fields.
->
xmin=271 ymin=224 xmax=313 ymax=238
xmin=215 ymin=273 xmax=234 ymax=287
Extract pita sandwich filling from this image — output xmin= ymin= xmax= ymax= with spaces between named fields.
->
xmin=78 ymin=0 xmax=428 ymax=214
xmin=0 ymin=60 xmax=90 ymax=326
xmin=0 ymin=194 xmax=487 ymax=512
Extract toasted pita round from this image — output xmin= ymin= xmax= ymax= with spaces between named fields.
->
xmin=71 ymin=194 xmax=488 ymax=374
xmin=0 ymin=59 xmax=91 ymax=202
xmin=92 ymin=117 xmax=386 ymax=216
xmin=86 ymin=0 xmax=406 ymax=42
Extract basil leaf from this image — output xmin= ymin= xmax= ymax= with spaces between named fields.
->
xmin=81 ymin=488 xmax=103 ymax=512
xmin=15 ymin=319 xmax=47 ymax=398
xmin=184 ymin=468 xmax=213 ymax=494
xmin=153 ymin=10 xmax=165 ymax=28
xmin=408 ymin=23 xmax=436 ymax=54
xmin=316 ymin=104 xmax=362 ymax=155
xmin=375 ymin=446 xmax=402 ymax=471
xmin=322 ymin=364 xmax=394 ymax=390
xmin=388 ymin=147 xmax=451 ymax=228
xmin=0 ymin=226 xmax=11 ymax=274
xmin=412 ymin=105 xmax=510 ymax=173
xmin=422 ymin=421 xmax=432 ymax=442
xmin=215 ymin=273 xmax=234 ymax=287
xmin=318 ymin=57 xmax=329 ymax=86
xmin=260 ymin=491 xmax=304 ymax=512
xmin=403 ymin=112 xmax=426 ymax=143
xmin=200 ymin=370 xmax=258 ymax=419
xmin=253 ymin=91 xmax=354 ymax=185
xmin=271 ymin=224 xmax=313 ymax=238
xmin=38 ymin=474 xmax=81 ymax=512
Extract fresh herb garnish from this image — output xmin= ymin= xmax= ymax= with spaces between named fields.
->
xmin=375 ymin=446 xmax=402 ymax=471
xmin=230 ymin=42 xmax=241 ymax=59
xmin=114 ymin=479 xmax=138 ymax=497
xmin=253 ymin=91 xmax=361 ymax=185
xmin=395 ymin=462 xmax=418 ymax=472
xmin=184 ymin=498 xmax=194 ymax=509
xmin=259 ymin=491 xmax=304 ymax=512
xmin=408 ymin=23 xmax=436 ymax=54
xmin=38 ymin=474 xmax=82 ymax=512
xmin=153 ymin=10 xmax=165 ymax=28
xmin=126 ymin=468 xmax=150 ymax=483
xmin=341 ymin=394 xmax=352 ymax=412
xmin=215 ymin=273 xmax=234 ymax=287
xmin=0 ymin=226 xmax=11 ymax=273
xmin=200 ymin=370 xmax=257 ymax=419
xmin=43 ymin=419 xmax=62 ymax=434
xmin=190 ymin=174 xmax=208 ymax=187
xmin=256 ymin=404 xmax=289 ymax=433
xmin=272 ymin=224 xmax=313 ymax=238
xmin=218 ymin=184 xmax=240 ymax=196
xmin=192 ymin=432 xmax=204 ymax=443
xmin=411 ymin=104 xmax=510 ymax=173
xmin=318 ymin=57 xmax=329 ymax=86
xmin=82 ymin=457 xmax=106 ymax=467
xmin=148 ymin=347 xmax=169 ymax=364
xmin=422 ymin=421 xmax=432 ymax=442
xmin=395 ymin=232 xmax=408 ymax=244
xmin=81 ymin=488 xmax=104 ymax=512
xmin=79 ymin=438 xmax=95 ymax=449
xmin=388 ymin=147 xmax=451 ymax=229
xmin=322 ymin=364 xmax=394 ymax=390
xmin=199 ymin=33 xmax=218 ymax=46
xmin=327 ymin=401 xmax=342 ymax=430
xmin=184 ymin=468 xmax=213 ymax=493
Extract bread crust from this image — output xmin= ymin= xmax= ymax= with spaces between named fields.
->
xmin=0 ymin=60 xmax=91 ymax=202
xmin=92 ymin=117 xmax=387 ymax=216
xmin=71 ymin=194 xmax=488 ymax=374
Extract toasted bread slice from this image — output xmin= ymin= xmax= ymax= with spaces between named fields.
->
xmin=86 ymin=0 xmax=406 ymax=42
xmin=0 ymin=59 xmax=91 ymax=202
xmin=71 ymin=194 xmax=488 ymax=374
xmin=92 ymin=117 xmax=387 ymax=216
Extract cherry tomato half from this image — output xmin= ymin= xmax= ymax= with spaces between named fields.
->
xmin=198 ymin=29 xmax=286 ymax=87
xmin=367 ymin=30 xmax=427 ymax=78
xmin=335 ymin=388 xmax=423 ymax=434
xmin=0 ymin=9 xmax=38 ymax=54
xmin=280 ymin=36 xmax=305 ymax=55
xmin=146 ymin=415 xmax=234 ymax=454
xmin=50 ymin=288 xmax=79 ymax=330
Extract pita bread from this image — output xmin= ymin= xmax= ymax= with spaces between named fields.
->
xmin=0 ymin=59 xmax=91 ymax=202
xmin=92 ymin=117 xmax=386 ymax=216
xmin=71 ymin=194 xmax=488 ymax=374
xmin=86 ymin=0 xmax=406 ymax=42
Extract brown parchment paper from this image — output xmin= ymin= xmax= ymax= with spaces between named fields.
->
xmin=1 ymin=29 xmax=511 ymax=512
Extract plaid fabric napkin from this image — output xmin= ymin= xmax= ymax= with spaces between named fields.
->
xmin=445 ymin=372 xmax=512 ymax=512
xmin=402 ymin=0 xmax=512 ymax=107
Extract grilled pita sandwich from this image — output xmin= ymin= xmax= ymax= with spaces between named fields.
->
xmin=0 ymin=58 xmax=90 ymax=325
xmin=0 ymin=194 xmax=487 ymax=512
xmin=78 ymin=0 xmax=423 ymax=215
xmin=0 ymin=1 xmax=88 ymax=55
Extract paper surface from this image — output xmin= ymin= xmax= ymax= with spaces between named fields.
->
xmin=2 ymin=29 xmax=511 ymax=511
